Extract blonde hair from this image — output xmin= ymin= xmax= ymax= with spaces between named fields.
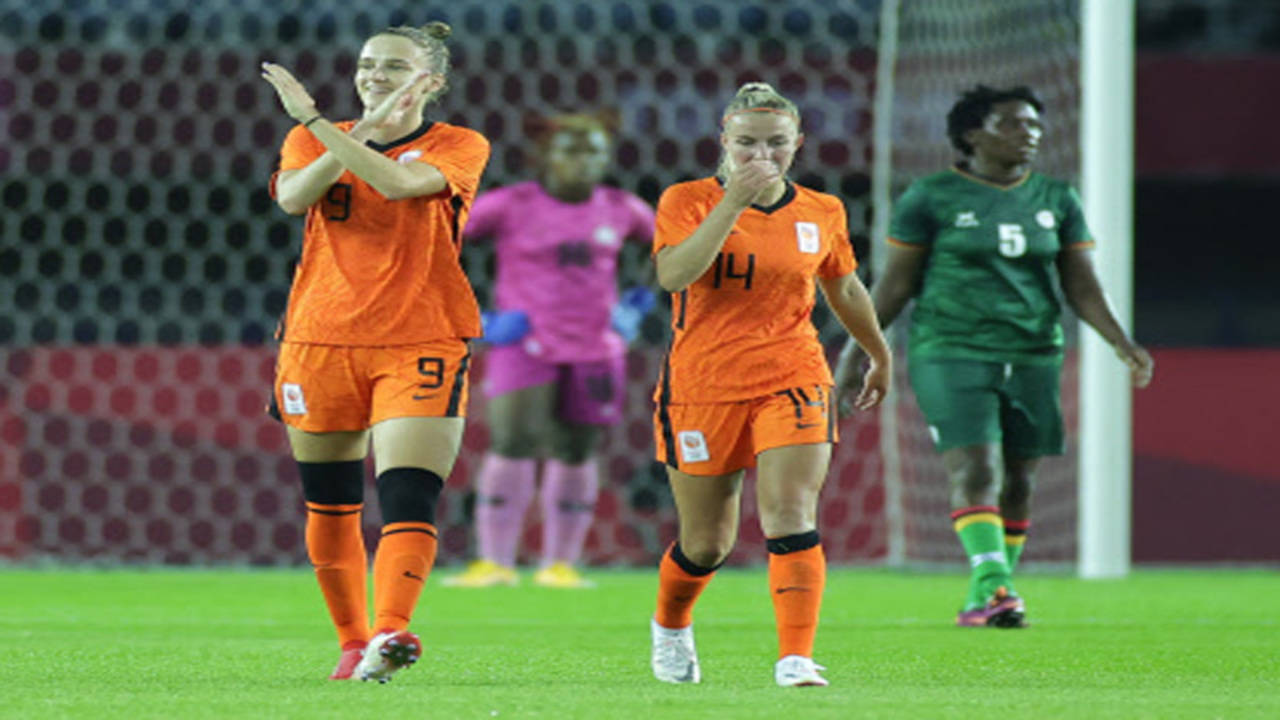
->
xmin=717 ymin=82 xmax=801 ymax=180
xmin=376 ymin=21 xmax=453 ymax=101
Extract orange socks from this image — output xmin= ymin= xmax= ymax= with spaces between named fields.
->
xmin=767 ymin=532 xmax=826 ymax=659
xmin=654 ymin=543 xmax=718 ymax=629
xmin=305 ymin=502 xmax=370 ymax=650
xmin=372 ymin=521 xmax=438 ymax=633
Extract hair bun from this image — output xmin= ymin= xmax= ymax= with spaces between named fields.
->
xmin=422 ymin=21 xmax=451 ymax=40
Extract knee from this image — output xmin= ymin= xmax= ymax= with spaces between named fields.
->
xmin=759 ymin=506 xmax=816 ymax=538
xmin=549 ymin=428 xmax=601 ymax=464
xmin=298 ymin=460 xmax=365 ymax=506
xmin=758 ymin=489 xmax=821 ymax=537
xmin=376 ymin=467 xmax=445 ymax=525
xmin=948 ymin=458 xmax=1001 ymax=499
xmin=956 ymin=472 xmax=999 ymax=497
xmin=679 ymin=533 xmax=736 ymax=568
xmin=1000 ymin=472 xmax=1033 ymax=505
xmin=488 ymin=428 xmax=542 ymax=458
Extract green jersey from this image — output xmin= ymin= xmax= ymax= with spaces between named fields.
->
xmin=889 ymin=167 xmax=1093 ymax=363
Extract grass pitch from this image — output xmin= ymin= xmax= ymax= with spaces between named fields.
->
xmin=1 ymin=567 xmax=1277 ymax=719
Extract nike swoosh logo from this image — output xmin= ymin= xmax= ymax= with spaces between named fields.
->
xmin=403 ymin=571 xmax=424 ymax=582
xmin=775 ymin=586 xmax=810 ymax=594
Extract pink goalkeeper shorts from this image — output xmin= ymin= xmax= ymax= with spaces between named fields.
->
xmin=482 ymin=343 xmax=627 ymax=426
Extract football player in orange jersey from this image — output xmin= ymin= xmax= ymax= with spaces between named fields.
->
xmin=261 ymin=21 xmax=490 ymax=683
xmin=648 ymin=82 xmax=892 ymax=687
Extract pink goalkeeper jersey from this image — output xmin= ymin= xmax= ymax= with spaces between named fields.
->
xmin=466 ymin=181 xmax=655 ymax=362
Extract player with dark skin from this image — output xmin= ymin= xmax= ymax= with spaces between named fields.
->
xmin=485 ymin=121 xmax=648 ymax=468
xmin=446 ymin=113 xmax=655 ymax=589
xmin=834 ymin=86 xmax=1153 ymax=624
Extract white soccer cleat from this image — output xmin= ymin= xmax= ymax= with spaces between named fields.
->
xmin=355 ymin=630 xmax=422 ymax=684
xmin=774 ymin=654 xmax=829 ymax=687
xmin=650 ymin=618 xmax=700 ymax=684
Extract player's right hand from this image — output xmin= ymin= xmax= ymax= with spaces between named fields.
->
xmin=723 ymin=160 xmax=781 ymax=208
xmin=610 ymin=287 xmax=656 ymax=343
xmin=480 ymin=310 xmax=531 ymax=346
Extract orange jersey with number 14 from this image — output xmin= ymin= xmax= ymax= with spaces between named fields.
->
xmin=653 ymin=178 xmax=857 ymax=404
xmin=271 ymin=120 xmax=491 ymax=346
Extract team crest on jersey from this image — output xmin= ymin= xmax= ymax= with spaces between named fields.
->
xmin=794 ymin=222 xmax=820 ymax=254
xmin=954 ymin=211 xmax=980 ymax=228
xmin=593 ymin=226 xmax=620 ymax=246
xmin=1036 ymin=210 xmax=1056 ymax=228
xmin=677 ymin=430 xmax=710 ymax=463
xmin=397 ymin=150 xmax=423 ymax=164
xmin=281 ymin=383 xmax=307 ymax=415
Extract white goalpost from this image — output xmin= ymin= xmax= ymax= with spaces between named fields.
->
xmin=1078 ymin=0 xmax=1136 ymax=579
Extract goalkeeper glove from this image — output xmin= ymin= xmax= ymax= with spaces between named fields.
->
xmin=610 ymin=286 xmax=656 ymax=343
xmin=481 ymin=309 xmax=531 ymax=345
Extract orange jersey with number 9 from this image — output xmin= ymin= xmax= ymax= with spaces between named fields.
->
xmin=653 ymin=177 xmax=857 ymax=404
xmin=271 ymin=120 xmax=491 ymax=346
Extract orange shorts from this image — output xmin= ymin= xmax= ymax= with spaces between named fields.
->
xmin=654 ymin=385 xmax=837 ymax=475
xmin=273 ymin=340 xmax=471 ymax=433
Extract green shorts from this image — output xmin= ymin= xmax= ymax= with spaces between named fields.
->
xmin=907 ymin=356 xmax=1065 ymax=457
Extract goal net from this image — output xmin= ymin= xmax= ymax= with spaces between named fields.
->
xmin=2 ymin=0 xmax=1085 ymax=569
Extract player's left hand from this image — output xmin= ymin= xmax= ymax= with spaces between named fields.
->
xmin=833 ymin=344 xmax=867 ymax=416
xmin=260 ymin=62 xmax=319 ymax=123
xmin=360 ymin=71 xmax=437 ymax=130
xmin=853 ymin=357 xmax=890 ymax=411
xmin=1115 ymin=342 xmax=1154 ymax=388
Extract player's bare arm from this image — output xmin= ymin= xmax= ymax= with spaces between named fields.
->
xmin=820 ymin=273 xmax=892 ymax=412
xmin=655 ymin=161 xmax=778 ymax=292
xmin=833 ymin=242 xmax=928 ymax=403
xmin=1057 ymin=246 xmax=1154 ymax=387
xmin=262 ymin=62 xmax=449 ymax=206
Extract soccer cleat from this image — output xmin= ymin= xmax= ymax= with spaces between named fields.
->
xmin=355 ymin=630 xmax=422 ymax=684
xmin=984 ymin=586 xmax=1028 ymax=628
xmin=954 ymin=607 xmax=990 ymax=627
xmin=774 ymin=655 xmax=829 ymax=687
xmin=984 ymin=586 xmax=1027 ymax=628
xmin=651 ymin=618 xmax=700 ymax=684
xmin=532 ymin=562 xmax=596 ymax=589
xmin=441 ymin=559 xmax=519 ymax=588
xmin=328 ymin=645 xmax=365 ymax=680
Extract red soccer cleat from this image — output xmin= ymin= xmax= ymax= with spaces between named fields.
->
xmin=355 ymin=630 xmax=422 ymax=683
xmin=329 ymin=645 xmax=365 ymax=680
